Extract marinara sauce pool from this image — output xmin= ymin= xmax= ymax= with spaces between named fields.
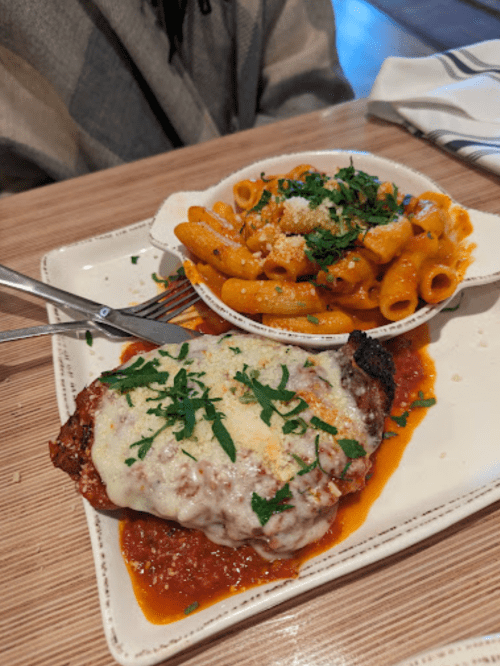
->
xmin=120 ymin=324 xmax=435 ymax=624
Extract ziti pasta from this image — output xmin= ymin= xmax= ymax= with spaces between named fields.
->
xmin=174 ymin=163 xmax=474 ymax=334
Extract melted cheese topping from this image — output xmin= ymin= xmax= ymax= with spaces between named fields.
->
xmin=92 ymin=333 xmax=376 ymax=559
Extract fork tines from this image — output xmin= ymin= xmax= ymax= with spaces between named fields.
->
xmin=123 ymin=276 xmax=201 ymax=323
xmin=156 ymin=289 xmax=201 ymax=322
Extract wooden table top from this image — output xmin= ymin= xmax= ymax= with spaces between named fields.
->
xmin=1 ymin=98 xmax=499 ymax=666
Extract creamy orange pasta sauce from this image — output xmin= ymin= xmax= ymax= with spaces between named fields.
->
xmin=175 ymin=163 xmax=475 ymax=335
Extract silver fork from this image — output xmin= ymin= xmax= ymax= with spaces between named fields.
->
xmin=0 ymin=263 xmax=201 ymax=343
xmin=120 ymin=278 xmax=200 ymax=323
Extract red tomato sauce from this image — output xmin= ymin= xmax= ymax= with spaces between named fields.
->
xmin=119 ymin=324 xmax=435 ymax=624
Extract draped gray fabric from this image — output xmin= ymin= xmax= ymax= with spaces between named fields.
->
xmin=0 ymin=0 xmax=353 ymax=192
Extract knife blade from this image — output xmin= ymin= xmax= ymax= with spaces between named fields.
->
xmin=0 ymin=318 xmax=196 ymax=344
xmin=97 ymin=309 xmax=196 ymax=343
xmin=0 ymin=320 xmax=128 ymax=343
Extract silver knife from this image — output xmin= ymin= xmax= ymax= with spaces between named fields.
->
xmin=0 ymin=319 xmax=129 ymax=343
xmin=0 ymin=264 xmax=195 ymax=345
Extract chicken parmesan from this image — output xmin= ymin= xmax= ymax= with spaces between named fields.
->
xmin=49 ymin=331 xmax=395 ymax=560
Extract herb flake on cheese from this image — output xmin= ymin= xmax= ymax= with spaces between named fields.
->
xmin=251 ymin=483 xmax=294 ymax=526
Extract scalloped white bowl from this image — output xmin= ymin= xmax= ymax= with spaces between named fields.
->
xmin=150 ymin=150 xmax=499 ymax=347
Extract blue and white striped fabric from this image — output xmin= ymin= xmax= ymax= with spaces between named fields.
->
xmin=367 ymin=40 xmax=500 ymax=175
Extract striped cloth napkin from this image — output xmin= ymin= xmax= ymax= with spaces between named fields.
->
xmin=367 ymin=39 xmax=500 ymax=175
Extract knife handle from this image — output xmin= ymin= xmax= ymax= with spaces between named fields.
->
xmin=0 ymin=263 xmax=104 ymax=319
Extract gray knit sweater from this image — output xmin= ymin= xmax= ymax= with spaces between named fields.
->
xmin=0 ymin=0 xmax=353 ymax=191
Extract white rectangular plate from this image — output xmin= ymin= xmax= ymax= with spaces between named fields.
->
xmin=42 ymin=215 xmax=500 ymax=666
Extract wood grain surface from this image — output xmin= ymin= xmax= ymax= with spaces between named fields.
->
xmin=1 ymin=99 xmax=499 ymax=666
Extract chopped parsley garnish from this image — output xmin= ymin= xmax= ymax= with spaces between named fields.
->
xmin=238 ymin=392 xmax=258 ymax=404
xmin=85 ymin=330 xmax=93 ymax=347
xmin=256 ymin=162 xmax=405 ymax=268
xmin=337 ymin=438 xmax=366 ymax=459
xmin=151 ymin=266 xmax=185 ymax=287
xmin=158 ymin=342 xmax=189 ymax=361
xmin=282 ymin=416 xmax=308 ymax=435
xmin=388 ymin=391 xmax=436 ymax=432
xmin=410 ymin=391 xmax=437 ymax=409
xmin=101 ymin=347 xmax=236 ymax=465
xmin=182 ymin=448 xmax=197 ymax=461
xmin=340 ymin=461 xmax=352 ymax=480
xmin=99 ymin=356 xmax=171 ymax=392
xmin=442 ymin=293 xmax=464 ymax=312
xmin=292 ymin=454 xmax=314 ymax=474
xmin=294 ymin=435 xmax=329 ymax=476
xmin=144 ymin=367 xmax=236 ymax=462
xmin=184 ymin=601 xmax=199 ymax=615
xmin=234 ymin=364 xmax=296 ymax=427
xmin=307 ymin=314 xmax=319 ymax=325
xmin=234 ymin=363 xmax=310 ymax=438
xmin=250 ymin=189 xmax=272 ymax=212
xmin=206 ymin=402 xmax=236 ymax=461
xmin=129 ymin=423 xmax=170 ymax=461
xmin=391 ymin=412 xmax=409 ymax=428
xmin=310 ymin=416 xmax=338 ymax=436
xmin=131 ymin=255 xmax=139 ymax=264
xmin=272 ymin=164 xmax=403 ymax=221
xmin=305 ymin=225 xmax=361 ymax=270
xmin=251 ymin=483 xmax=294 ymax=526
